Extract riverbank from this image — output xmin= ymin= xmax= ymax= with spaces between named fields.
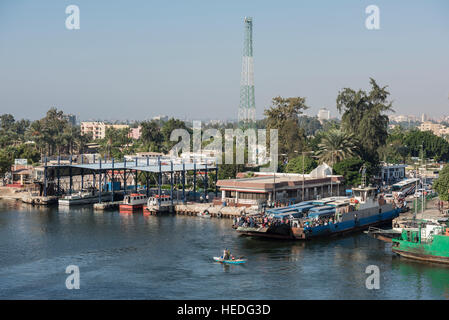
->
xmin=1 ymin=202 xmax=449 ymax=299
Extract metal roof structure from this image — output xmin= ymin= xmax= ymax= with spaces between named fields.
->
xmin=44 ymin=158 xmax=216 ymax=177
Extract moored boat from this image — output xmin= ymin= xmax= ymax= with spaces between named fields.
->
xmin=144 ymin=195 xmax=178 ymax=215
xmin=119 ymin=193 xmax=147 ymax=212
xmin=58 ymin=189 xmax=112 ymax=206
xmin=392 ymin=223 xmax=449 ymax=265
xmin=235 ymin=185 xmax=402 ymax=240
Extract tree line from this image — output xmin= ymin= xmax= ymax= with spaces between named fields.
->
xmin=2 ymin=78 xmax=448 ymax=188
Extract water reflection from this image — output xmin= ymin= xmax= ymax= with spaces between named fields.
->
xmin=1 ymin=200 xmax=449 ymax=299
xmin=392 ymin=257 xmax=449 ymax=299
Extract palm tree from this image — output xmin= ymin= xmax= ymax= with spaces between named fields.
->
xmin=317 ymin=129 xmax=357 ymax=165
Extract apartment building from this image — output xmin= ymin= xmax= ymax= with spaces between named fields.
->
xmin=419 ymin=121 xmax=449 ymax=137
xmin=80 ymin=122 xmax=129 ymax=140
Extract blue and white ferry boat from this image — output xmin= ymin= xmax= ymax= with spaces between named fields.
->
xmin=235 ymin=185 xmax=402 ymax=240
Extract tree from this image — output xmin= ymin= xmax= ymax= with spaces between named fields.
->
xmin=336 ymin=78 xmax=393 ymax=164
xmin=264 ymin=96 xmax=308 ymax=158
xmin=160 ymin=118 xmax=190 ymax=153
xmin=298 ymin=116 xmax=322 ymax=136
xmin=333 ymin=157 xmax=364 ymax=187
xmin=285 ymin=155 xmax=317 ymax=174
xmin=316 ymin=129 xmax=356 ymax=165
xmin=434 ymin=165 xmax=449 ymax=201
xmin=0 ymin=149 xmax=12 ymax=178
xmin=100 ymin=127 xmax=132 ymax=159
xmin=140 ymin=120 xmax=163 ymax=151
xmin=403 ymin=130 xmax=449 ymax=162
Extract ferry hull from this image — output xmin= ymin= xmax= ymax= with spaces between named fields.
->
xmin=392 ymin=248 xmax=449 ymax=265
xmin=58 ymin=192 xmax=112 ymax=206
xmin=237 ymin=208 xmax=401 ymax=240
xmin=119 ymin=204 xmax=144 ymax=213
xmin=392 ymin=234 xmax=449 ymax=265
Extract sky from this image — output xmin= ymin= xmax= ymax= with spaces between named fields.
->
xmin=0 ymin=0 xmax=448 ymax=122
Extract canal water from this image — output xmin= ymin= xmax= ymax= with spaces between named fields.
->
xmin=0 ymin=200 xmax=448 ymax=299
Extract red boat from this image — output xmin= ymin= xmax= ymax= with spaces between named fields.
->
xmin=119 ymin=193 xmax=148 ymax=213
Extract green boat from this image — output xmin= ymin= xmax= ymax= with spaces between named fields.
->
xmin=392 ymin=222 xmax=449 ymax=265
xmin=213 ymin=257 xmax=247 ymax=264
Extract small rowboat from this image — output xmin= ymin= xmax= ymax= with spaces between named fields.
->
xmin=213 ymin=257 xmax=247 ymax=264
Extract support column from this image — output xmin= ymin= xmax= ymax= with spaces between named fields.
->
xmin=215 ymin=168 xmax=218 ymax=197
xmin=81 ymin=156 xmax=84 ymax=190
xmin=92 ymin=171 xmax=96 ymax=195
xmin=111 ymin=158 xmax=115 ymax=202
xmin=135 ymin=157 xmax=138 ymax=192
xmin=146 ymin=156 xmax=150 ymax=197
xmin=123 ymin=159 xmax=127 ymax=194
xmin=99 ymin=159 xmax=102 ymax=203
xmin=193 ymin=162 xmax=197 ymax=202
xmin=204 ymin=164 xmax=208 ymax=201
xmin=43 ymin=157 xmax=48 ymax=197
xmin=146 ymin=172 xmax=149 ymax=197
xmin=69 ymin=155 xmax=73 ymax=195
xmin=182 ymin=162 xmax=186 ymax=204
xmin=158 ymin=156 xmax=162 ymax=206
xmin=170 ymin=161 xmax=174 ymax=206
xmin=57 ymin=155 xmax=60 ymax=195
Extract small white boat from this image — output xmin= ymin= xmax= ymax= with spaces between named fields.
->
xmin=144 ymin=195 xmax=178 ymax=214
xmin=58 ymin=189 xmax=111 ymax=206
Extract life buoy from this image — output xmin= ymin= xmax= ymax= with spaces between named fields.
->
xmin=217 ymin=211 xmax=222 ymax=218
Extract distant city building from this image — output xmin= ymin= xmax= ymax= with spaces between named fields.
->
xmin=80 ymin=121 xmax=129 ymax=140
xmin=389 ymin=114 xmax=419 ymax=123
xmin=128 ymin=126 xmax=142 ymax=140
xmin=418 ymin=121 xmax=449 ymax=137
xmin=66 ymin=114 xmax=77 ymax=126
xmin=421 ymin=113 xmax=428 ymax=122
xmin=317 ymin=108 xmax=330 ymax=122
xmin=152 ymin=115 xmax=168 ymax=122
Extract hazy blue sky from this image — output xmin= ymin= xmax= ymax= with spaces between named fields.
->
xmin=0 ymin=0 xmax=448 ymax=121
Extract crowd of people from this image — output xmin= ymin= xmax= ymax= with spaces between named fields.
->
xmin=233 ymin=213 xmax=337 ymax=230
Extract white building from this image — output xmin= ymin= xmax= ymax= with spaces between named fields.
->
xmin=381 ymin=164 xmax=407 ymax=184
xmin=317 ymin=108 xmax=330 ymax=122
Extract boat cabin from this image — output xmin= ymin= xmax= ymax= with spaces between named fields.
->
xmin=123 ymin=193 xmax=147 ymax=205
xmin=351 ymin=186 xmax=378 ymax=209
xmin=147 ymin=194 xmax=172 ymax=206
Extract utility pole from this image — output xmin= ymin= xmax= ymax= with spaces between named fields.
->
xmin=421 ymin=143 xmax=425 ymax=216
xmin=302 ymin=152 xmax=305 ymax=201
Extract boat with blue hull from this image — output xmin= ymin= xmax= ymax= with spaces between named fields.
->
xmin=235 ymin=185 xmax=402 ymax=240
